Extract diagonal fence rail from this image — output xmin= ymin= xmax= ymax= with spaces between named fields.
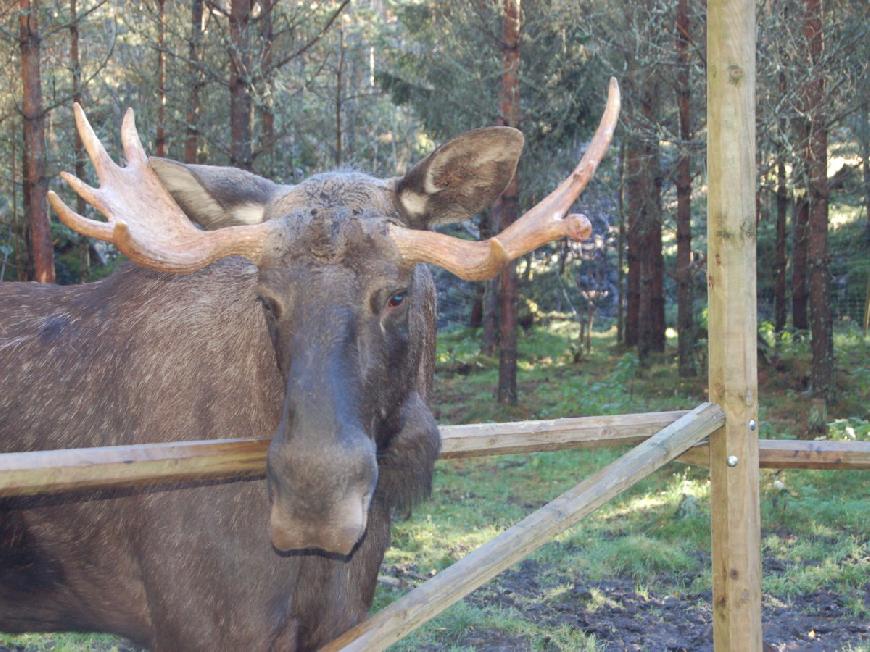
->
xmin=320 ymin=403 xmax=725 ymax=651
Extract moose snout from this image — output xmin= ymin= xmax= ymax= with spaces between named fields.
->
xmin=266 ymin=429 xmax=377 ymax=556
xmin=270 ymin=491 xmax=371 ymax=556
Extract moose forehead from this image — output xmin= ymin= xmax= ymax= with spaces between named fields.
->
xmin=267 ymin=171 xmax=396 ymax=218
xmin=261 ymin=172 xmax=404 ymax=268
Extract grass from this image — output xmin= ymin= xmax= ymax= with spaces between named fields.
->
xmin=2 ymin=321 xmax=867 ymax=650
xmin=373 ymin=321 xmax=869 ymax=649
xmin=0 ymin=633 xmax=129 ymax=652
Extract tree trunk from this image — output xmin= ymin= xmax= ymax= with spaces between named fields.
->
xmin=649 ymin=129 xmax=665 ymax=350
xmin=804 ymin=0 xmax=832 ymax=410
xmin=622 ymin=5 xmax=640 ymax=350
xmin=791 ymin=117 xmax=810 ymax=330
xmin=155 ymin=0 xmax=167 ymax=156
xmin=624 ymin=137 xmax=641 ymax=348
xmin=229 ymin=0 xmax=253 ymax=169
xmin=636 ymin=75 xmax=665 ymax=363
xmin=335 ymin=15 xmax=344 ymax=167
xmin=19 ymin=0 xmax=54 ymax=283
xmin=481 ymin=212 xmax=499 ymax=354
xmin=675 ymin=0 xmax=694 ymax=376
xmin=650 ymin=155 xmax=665 ymax=353
xmin=616 ymin=140 xmax=625 ymax=344
xmin=184 ymin=0 xmax=204 ymax=163
xmin=69 ymin=0 xmax=85 ymax=215
xmin=11 ymin=113 xmax=32 ymax=281
xmin=258 ymin=0 xmax=275 ymax=176
xmin=863 ymin=101 xmax=869 ymax=332
xmin=496 ymin=0 xmax=521 ymax=405
xmin=863 ymin=99 xmax=869 ymax=241
xmin=585 ymin=305 xmax=595 ymax=354
xmin=773 ymin=72 xmax=789 ymax=341
xmin=469 ymin=285 xmax=484 ymax=328
xmin=774 ymin=165 xmax=790 ymax=333
xmin=791 ymin=194 xmax=810 ymax=331
xmin=69 ymin=0 xmax=89 ymax=278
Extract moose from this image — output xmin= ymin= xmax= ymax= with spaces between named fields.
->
xmin=0 ymin=80 xmax=618 ymax=650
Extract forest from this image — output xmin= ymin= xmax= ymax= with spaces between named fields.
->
xmin=1 ymin=0 xmax=868 ymax=650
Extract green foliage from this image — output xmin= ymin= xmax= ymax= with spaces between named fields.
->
xmin=382 ymin=0 xmax=606 ymax=207
xmin=0 ymin=632 xmax=129 ymax=651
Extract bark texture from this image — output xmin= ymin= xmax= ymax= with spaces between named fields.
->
xmin=259 ymin=0 xmax=276 ymax=176
xmin=624 ymin=136 xmax=641 ymax=348
xmin=616 ymin=140 xmax=625 ymax=344
xmin=481 ymin=212 xmax=499 ymax=354
xmin=335 ymin=15 xmax=344 ymax=167
xmin=635 ymin=73 xmax=665 ymax=363
xmin=792 ymin=121 xmax=810 ymax=330
xmin=229 ymin=0 xmax=253 ymax=169
xmin=774 ymin=146 xmax=789 ymax=335
xmin=675 ymin=0 xmax=695 ymax=376
xmin=155 ymin=0 xmax=167 ymax=157
xmin=19 ymin=0 xmax=54 ymax=283
xmin=70 ymin=0 xmax=86 ymax=216
xmin=184 ymin=0 xmax=204 ymax=163
xmin=804 ymin=0 xmax=832 ymax=406
xmin=496 ymin=0 xmax=521 ymax=404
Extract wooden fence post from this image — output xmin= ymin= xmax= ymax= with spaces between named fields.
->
xmin=707 ymin=0 xmax=762 ymax=649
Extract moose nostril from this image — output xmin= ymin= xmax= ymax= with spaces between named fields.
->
xmin=270 ymin=523 xmax=364 ymax=556
xmin=332 ymin=525 xmax=366 ymax=555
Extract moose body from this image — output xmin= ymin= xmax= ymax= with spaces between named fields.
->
xmin=1 ymin=256 xmax=436 ymax=650
xmin=0 ymin=81 xmax=617 ymax=650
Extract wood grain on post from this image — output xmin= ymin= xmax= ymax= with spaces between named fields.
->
xmin=707 ymin=0 xmax=763 ymax=648
xmin=320 ymin=403 xmax=725 ymax=652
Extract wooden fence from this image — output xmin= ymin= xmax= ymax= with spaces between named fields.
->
xmin=1 ymin=404 xmax=867 ymax=651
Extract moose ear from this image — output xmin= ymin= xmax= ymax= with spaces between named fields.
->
xmin=395 ymin=127 xmax=523 ymax=229
xmin=149 ymin=158 xmax=287 ymax=230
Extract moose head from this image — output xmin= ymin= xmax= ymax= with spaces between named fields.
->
xmin=47 ymin=79 xmax=619 ymax=556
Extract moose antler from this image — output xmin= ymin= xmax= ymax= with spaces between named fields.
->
xmin=48 ymin=104 xmax=279 ymax=273
xmin=389 ymin=78 xmax=620 ymax=281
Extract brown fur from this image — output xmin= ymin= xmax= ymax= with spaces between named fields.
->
xmin=0 ymin=127 xmax=522 ymax=650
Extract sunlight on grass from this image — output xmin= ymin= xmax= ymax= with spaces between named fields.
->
xmin=0 ymin=632 xmax=128 ymax=651
xmin=584 ymin=587 xmax=619 ymax=612
xmin=381 ymin=322 xmax=869 ymax=648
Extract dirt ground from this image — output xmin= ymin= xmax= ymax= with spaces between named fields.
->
xmin=2 ymin=569 xmax=866 ymax=652
xmin=442 ymin=558 xmax=869 ymax=651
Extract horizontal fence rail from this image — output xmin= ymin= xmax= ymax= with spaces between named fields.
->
xmin=320 ymin=403 xmax=725 ymax=651
xmin=1 ymin=410 xmax=868 ymax=498
xmin=679 ymin=438 xmax=870 ymax=469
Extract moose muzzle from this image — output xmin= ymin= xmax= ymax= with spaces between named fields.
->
xmin=267 ymin=424 xmax=378 ymax=556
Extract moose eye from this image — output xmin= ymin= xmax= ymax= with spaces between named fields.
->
xmin=257 ymin=296 xmax=281 ymax=320
xmin=386 ymin=291 xmax=406 ymax=309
